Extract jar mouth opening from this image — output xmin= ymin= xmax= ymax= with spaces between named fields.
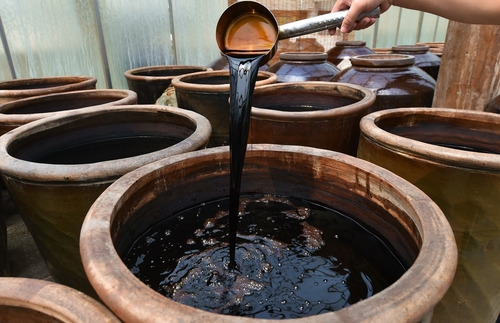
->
xmin=279 ymin=52 xmax=327 ymax=61
xmin=350 ymin=54 xmax=415 ymax=67
xmin=391 ymin=45 xmax=430 ymax=53
xmin=360 ymin=107 xmax=500 ymax=169
xmin=335 ymin=40 xmax=367 ymax=47
xmin=124 ymin=65 xmax=208 ymax=80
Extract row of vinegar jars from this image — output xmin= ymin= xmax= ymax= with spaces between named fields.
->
xmin=208 ymin=41 xmax=440 ymax=111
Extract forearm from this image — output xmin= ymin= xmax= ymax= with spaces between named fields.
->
xmin=333 ymin=0 xmax=500 ymax=34
xmin=395 ymin=0 xmax=500 ymax=25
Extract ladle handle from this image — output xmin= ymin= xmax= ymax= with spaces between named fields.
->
xmin=278 ymin=7 xmax=381 ymax=40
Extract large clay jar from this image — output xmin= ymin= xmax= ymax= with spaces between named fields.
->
xmin=268 ymin=38 xmax=325 ymax=66
xmin=0 ymin=206 xmax=7 ymax=277
xmin=0 ymin=89 xmax=137 ymax=136
xmin=267 ymin=52 xmax=340 ymax=83
xmin=331 ymin=54 xmax=436 ymax=112
xmin=485 ymin=94 xmax=500 ymax=113
xmin=0 ymin=277 xmax=119 ymax=322
xmin=0 ymin=105 xmax=211 ymax=297
xmin=80 ymin=144 xmax=457 ymax=323
xmin=416 ymin=42 xmax=445 ymax=57
xmin=172 ymin=70 xmax=277 ymax=147
xmin=0 ymin=76 xmax=97 ymax=104
xmin=391 ymin=45 xmax=441 ymax=79
xmin=124 ymin=65 xmax=210 ymax=104
xmin=326 ymin=41 xmax=375 ymax=66
xmin=358 ymin=107 xmax=500 ymax=323
xmin=248 ymin=82 xmax=375 ymax=156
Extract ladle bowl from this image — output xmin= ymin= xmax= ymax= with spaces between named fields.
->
xmin=216 ymin=0 xmax=380 ymax=66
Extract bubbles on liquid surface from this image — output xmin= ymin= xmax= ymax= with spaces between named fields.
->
xmin=122 ymin=194 xmax=407 ymax=319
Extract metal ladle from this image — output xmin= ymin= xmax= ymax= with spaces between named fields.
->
xmin=216 ymin=1 xmax=380 ymax=66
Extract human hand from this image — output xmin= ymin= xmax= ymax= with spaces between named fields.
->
xmin=329 ymin=0 xmax=393 ymax=35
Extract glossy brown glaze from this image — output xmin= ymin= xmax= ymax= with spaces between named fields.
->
xmin=268 ymin=38 xmax=325 ymax=66
xmin=0 ymin=210 xmax=6 ymax=277
xmin=0 ymin=105 xmax=211 ymax=297
xmin=249 ymin=82 xmax=375 ymax=156
xmin=172 ymin=70 xmax=277 ymax=147
xmin=391 ymin=45 xmax=441 ymax=79
xmin=0 ymin=76 xmax=97 ymax=104
xmin=358 ymin=107 xmax=500 ymax=323
xmin=326 ymin=41 xmax=375 ymax=66
xmin=267 ymin=52 xmax=340 ymax=83
xmin=0 ymin=89 xmax=137 ymax=135
xmin=124 ymin=65 xmax=210 ymax=104
xmin=80 ymin=144 xmax=457 ymax=323
xmin=0 ymin=277 xmax=119 ymax=322
xmin=331 ymin=54 xmax=436 ymax=112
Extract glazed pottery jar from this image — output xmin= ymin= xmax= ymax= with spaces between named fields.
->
xmin=80 ymin=144 xmax=456 ymax=323
xmin=326 ymin=41 xmax=375 ymax=66
xmin=0 ymin=89 xmax=137 ymax=135
xmin=124 ymin=65 xmax=210 ymax=104
xmin=0 ymin=105 xmax=211 ymax=297
xmin=391 ymin=45 xmax=441 ymax=79
xmin=485 ymin=94 xmax=500 ymax=113
xmin=268 ymin=38 xmax=325 ymax=66
xmin=331 ymin=54 xmax=436 ymax=112
xmin=172 ymin=70 xmax=277 ymax=147
xmin=267 ymin=52 xmax=340 ymax=83
xmin=0 ymin=208 xmax=6 ymax=276
xmin=358 ymin=107 xmax=500 ymax=323
xmin=0 ymin=277 xmax=119 ymax=322
xmin=249 ymin=82 xmax=375 ymax=156
xmin=416 ymin=41 xmax=445 ymax=57
xmin=0 ymin=76 xmax=97 ymax=104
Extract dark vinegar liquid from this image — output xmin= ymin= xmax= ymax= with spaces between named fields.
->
xmin=226 ymin=54 xmax=265 ymax=268
xmin=123 ymin=194 xmax=407 ymax=319
xmin=223 ymin=9 xmax=276 ymax=268
xmin=34 ymin=136 xmax=180 ymax=164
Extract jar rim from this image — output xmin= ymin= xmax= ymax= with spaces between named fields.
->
xmin=279 ymin=52 xmax=327 ymax=61
xmin=335 ymin=40 xmax=367 ymax=47
xmin=391 ymin=45 xmax=430 ymax=53
xmin=350 ymin=54 xmax=415 ymax=67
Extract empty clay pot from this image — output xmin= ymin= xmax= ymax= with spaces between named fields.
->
xmin=331 ymin=54 xmax=436 ymax=112
xmin=249 ymin=82 xmax=375 ymax=156
xmin=391 ymin=45 xmax=441 ymax=79
xmin=266 ymin=52 xmax=340 ymax=83
xmin=0 ymin=89 xmax=137 ymax=135
xmin=124 ymin=65 xmax=210 ymax=104
xmin=358 ymin=107 xmax=500 ymax=323
xmin=326 ymin=41 xmax=375 ymax=66
xmin=80 ymin=144 xmax=457 ymax=322
xmin=0 ymin=277 xmax=119 ymax=322
xmin=172 ymin=70 xmax=277 ymax=147
xmin=0 ymin=76 xmax=97 ymax=104
xmin=0 ymin=105 xmax=211 ymax=296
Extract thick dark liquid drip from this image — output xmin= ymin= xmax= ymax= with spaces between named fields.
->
xmin=227 ymin=54 xmax=264 ymax=269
